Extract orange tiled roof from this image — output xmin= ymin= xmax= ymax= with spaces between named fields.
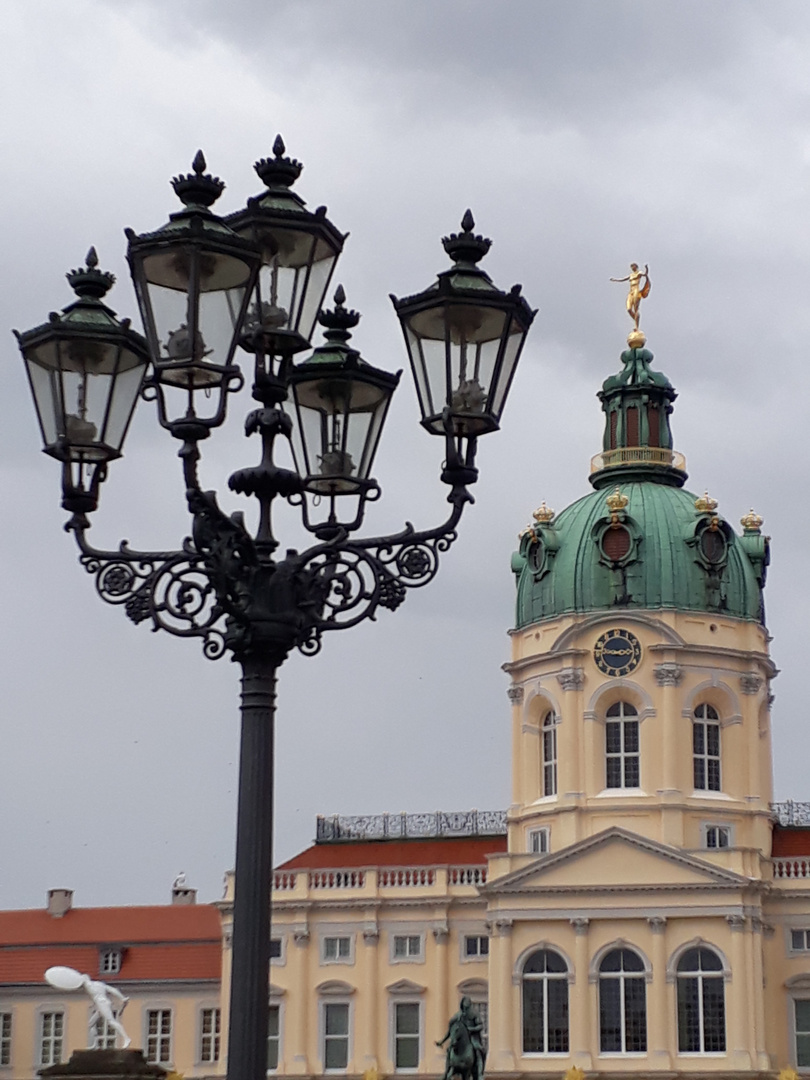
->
xmin=0 ymin=906 xmax=221 ymax=986
xmin=277 ymin=835 xmax=507 ymax=870
xmin=772 ymin=825 xmax=810 ymax=856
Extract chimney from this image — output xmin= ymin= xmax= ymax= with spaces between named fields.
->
xmin=171 ymin=873 xmax=196 ymax=906
xmin=47 ymin=889 xmax=73 ymax=918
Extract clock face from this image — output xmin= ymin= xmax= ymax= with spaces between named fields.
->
xmin=593 ymin=628 xmax=642 ymax=677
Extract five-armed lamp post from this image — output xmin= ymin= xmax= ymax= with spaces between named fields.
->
xmin=14 ymin=138 xmax=535 ymax=1080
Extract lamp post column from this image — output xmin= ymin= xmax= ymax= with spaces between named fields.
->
xmin=227 ymin=655 xmax=278 ymax=1080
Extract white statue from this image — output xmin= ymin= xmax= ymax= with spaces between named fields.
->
xmin=45 ymin=966 xmax=131 ymax=1049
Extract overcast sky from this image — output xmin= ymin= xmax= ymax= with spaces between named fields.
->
xmin=2 ymin=0 xmax=809 ymax=910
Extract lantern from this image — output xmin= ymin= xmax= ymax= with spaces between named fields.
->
xmin=391 ymin=210 xmax=535 ymax=437
xmin=226 ymin=136 xmax=346 ymax=358
xmin=126 ymin=151 xmax=260 ymax=430
xmin=285 ymin=287 xmax=400 ymax=495
xmin=15 ymin=248 xmax=150 ymax=466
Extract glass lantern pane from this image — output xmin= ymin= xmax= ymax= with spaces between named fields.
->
xmin=490 ymin=320 xmax=526 ymax=420
xmin=405 ymin=325 xmax=439 ymax=424
xmin=102 ymin=350 xmax=146 ymax=451
xmin=59 ymin=339 xmax=121 ymax=459
xmin=24 ymin=351 xmax=61 ymax=447
xmin=296 ymin=248 xmax=337 ymax=343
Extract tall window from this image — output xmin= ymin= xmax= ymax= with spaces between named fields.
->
xmin=91 ymin=1015 xmax=117 ymax=1050
xmin=599 ymin=948 xmax=647 ymax=1053
xmin=323 ymin=1002 xmax=349 ymax=1071
xmin=40 ymin=1012 xmax=63 ymax=1067
xmin=795 ymin=1001 xmax=810 ymax=1067
xmin=267 ymin=1004 xmax=281 ymax=1072
xmin=606 ymin=702 xmax=640 ymax=788
xmin=542 ymin=712 xmax=558 ymax=797
xmin=200 ymin=1008 xmax=220 ymax=1063
xmin=522 ymin=949 xmax=569 ymax=1054
xmin=0 ymin=1013 xmax=10 ymax=1066
xmin=693 ymin=705 xmax=721 ymax=791
xmin=146 ymin=1009 xmax=172 ymax=1064
xmin=394 ymin=1002 xmax=420 ymax=1070
xmin=676 ymin=948 xmax=725 ymax=1053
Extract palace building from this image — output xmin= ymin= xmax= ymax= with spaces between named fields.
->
xmin=214 ymin=323 xmax=810 ymax=1080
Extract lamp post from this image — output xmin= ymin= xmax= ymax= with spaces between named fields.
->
xmin=14 ymin=140 xmax=535 ymax=1080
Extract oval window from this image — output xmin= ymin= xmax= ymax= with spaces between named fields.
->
xmin=700 ymin=529 xmax=726 ymax=564
xmin=529 ymin=539 xmax=545 ymax=573
xmin=602 ymin=526 xmax=631 ymax=562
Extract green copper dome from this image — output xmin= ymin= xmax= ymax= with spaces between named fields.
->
xmin=512 ymin=340 xmax=770 ymax=627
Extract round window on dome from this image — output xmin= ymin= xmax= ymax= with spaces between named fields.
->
xmin=700 ymin=529 xmax=726 ymax=565
xmin=601 ymin=525 xmax=632 ymax=562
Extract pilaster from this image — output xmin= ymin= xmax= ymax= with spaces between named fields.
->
xmin=570 ymin=918 xmax=592 ymax=1069
xmin=487 ymin=918 xmax=515 ymax=1073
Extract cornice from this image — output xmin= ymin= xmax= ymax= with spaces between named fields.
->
xmin=502 ymin=650 xmax=587 ymax=676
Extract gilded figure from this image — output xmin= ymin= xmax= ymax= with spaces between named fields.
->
xmin=611 ymin=263 xmax=651 ymax=330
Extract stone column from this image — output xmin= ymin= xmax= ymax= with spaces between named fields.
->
xmin=557 ymin=670 xmax=585 ymax=814
xmin=647 ymin=917 xmax=671 ymax=1069
xmin=726 ymin=914 xmax=751 ymax=1070
xmin=487 ymin=918 xmax=515 ymax=1073
xmin=570 ymin=918 xmax=592 ymax=1069
xmin=654 ymin=663 xmax=684 ymax=846
xmin=508 ymin=686 xmax=526 ymax=806
xmin=361 ymin=925 xmax=380 ymax=1072
xmin=432 ymin=926 xmax=450 ymax=1073
xmin=290 ymin=928 xmax=311 ymax=1074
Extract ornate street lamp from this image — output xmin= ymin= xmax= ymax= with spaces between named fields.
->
xmin=14 ymin=142 xmax=534 ymax=1080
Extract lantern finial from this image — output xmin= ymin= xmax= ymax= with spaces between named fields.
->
xmin=171 ymin=151 xmax=225 ymax=209
xmin=254 ymin=137 xmax=304 ymax=190
xmin=66 ymin=248 xmax=115 ymax=300
xmin=442 ymin=211 xmax=492 ymax=267
xmin=318 ymin=285 xmax=360 ymax=342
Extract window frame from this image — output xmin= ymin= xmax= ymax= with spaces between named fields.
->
xmin=693 ymin=704 xmax=721 ymax=792
xmin=527 ymin=827 xmax=550 ymax=855
xmin=702 ymin=823 xmax=733 ymax=850
xmin=320 ymin=999 xmax=352 ymax=1073
xmin=604 ymin=701 xmax=641 ymax=790
xmin=144 ymin=1007 xmax=174 ymax=1066
xmin=521 ymin=948 xmax=570 ymax=1056
xmin=791 ymin=929 xmax=810 ymax=954
xmin=0 ymin=1011 xmax=10 ymax=1067
xmin=675 ymin=947 xmax=726 ymax=1055
xmin=542 ymin=711 xmax=558 ymax=797
xmin=322 ymin=935 xmax=354 ymax=965
xmin=98 ymin=948 xmax=122 ymax=976
xmin=597 ymin=947 xmax=648 ymax=1056
xmin=269 ymin=936 xmax=285 ymax=965
xmin=267 ymin=1000 xmax=283 ymax=1073
xmin=391 ymin=999 xmax=422 ymax=1072
xmin=199 ymin=1006 xmax=221 ymax=1065
xmin=391 ymin=934 xmax=424 ymax=964
xmin=38 ymin=1009 xmax=65 ymax=1068
xmin=463 ymin=935 xmax=490 ymax=961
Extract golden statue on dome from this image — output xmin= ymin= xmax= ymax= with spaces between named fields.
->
xmin=611 ymin=263 xmax=651 ymax=347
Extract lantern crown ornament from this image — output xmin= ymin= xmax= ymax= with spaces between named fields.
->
xmin=391 ymin=210 xmax=536 ymax=439
xmin=225 ymin=135 xmax=347 ymax=358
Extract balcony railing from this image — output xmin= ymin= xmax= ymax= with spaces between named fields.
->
xmin=590 ymin=447 xmax=687 ymax=473
xmin=773 ymin=858 xmax=810 ymax=879
xmin=379 ymin=867 xmax=435 ymax=887
xmin=316 ymin=809 xmax=507 ymax=843
xmin=772 ymin=801 xmax=810 ymax=827
xmin=271 ymin=865 xmax=488 ymax=893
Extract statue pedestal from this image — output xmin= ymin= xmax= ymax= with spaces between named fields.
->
xmin=40 ymin=1049 xmax=166 ymax=1080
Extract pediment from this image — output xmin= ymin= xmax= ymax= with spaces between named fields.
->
xmin=486 ymin=827 xmax=749 ymax=893
xmin=457 ymin=978 xmax=488 ymax=995
xmin=316 ymin=979 xmax=355 ymax=996
xmin=387 ymin=978 xmax=426 ymax=995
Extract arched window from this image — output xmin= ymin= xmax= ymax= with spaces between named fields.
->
xmin=599 ymin=948 xmax=646 ymax=1053
xmin=676 ymin=947 xmax=725 ymax=1053
xmin=522 ymin=949 xmax=569 ymax=1054
xmin=542 ymin=712 xmax=558 ymax=797
xmin=605 ymin=702 xmax=639 ymax=789
xmin=693 ymin=705 xmax=721 ymax=791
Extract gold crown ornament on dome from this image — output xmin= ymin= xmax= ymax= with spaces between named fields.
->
xmin=533 ymin=502 xmax=555 ymax=524
xmin=695 ymin=490 xmax=719 ymax=514
xmin=740 ymin=507 xmax=764 ymax=532
xmin=605 ymin=487 xmax=629 ymax=513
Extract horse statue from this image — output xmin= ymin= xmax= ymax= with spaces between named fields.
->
xmin=436 ymin=997 xmax=486 ymax=1080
